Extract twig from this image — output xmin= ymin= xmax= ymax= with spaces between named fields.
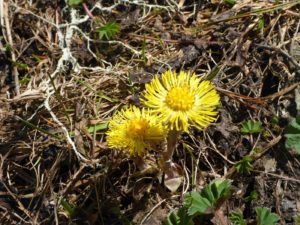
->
xmin=202 ymin=1 xmax=300 ymax=27
xmin=140 ymin=199 xmax=166 ymax=225
xmin=44 ymin=90 xmax=88 ymax=162
xmin=206 ymin=133 xmax=235 ymax=165
xmin=3 ymin=2 xmax=20 ymax=95
xmin=217 ymin=82 xmax=300 ymax=107
xmin=253 ymin=170 xmax=300 ymax=183
xmin=254 ymin=44 xmax=300 ymax=70
xmin=0 ymin=180 xmax=33 ymax=222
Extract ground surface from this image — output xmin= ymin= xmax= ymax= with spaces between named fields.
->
xmin=0 ymin=0 xmax=300 ymax=224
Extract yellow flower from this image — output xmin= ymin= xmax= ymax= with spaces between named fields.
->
xmin=141 ymin=70 xmax=220 ymax=133
xmin=106 ymin=105 xmax=168 ymax=156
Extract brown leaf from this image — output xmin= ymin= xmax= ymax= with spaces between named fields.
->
xmin=164 ymin=162 xmax=183 ymax=192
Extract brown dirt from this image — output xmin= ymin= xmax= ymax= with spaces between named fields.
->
xmin=0 ymin=0 xmax=300 ymax=224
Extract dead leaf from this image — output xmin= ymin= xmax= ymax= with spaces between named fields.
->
xmin=164 ymin=162 xmax=183 ymax=192
xmin=264 ymin=158 xmax=277 ymax=173
xmin=132 ymin=177 xmax=153 ymax=201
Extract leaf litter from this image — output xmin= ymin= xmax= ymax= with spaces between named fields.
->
xmin=0 ymin=0 xmax=300 ymax=224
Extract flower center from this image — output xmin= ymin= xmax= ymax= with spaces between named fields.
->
xmin=165 ymin=86 xmax=195 ymax=111
xmin=127 ymin=119 xmax=149 ymax=137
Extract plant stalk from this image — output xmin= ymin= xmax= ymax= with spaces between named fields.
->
xmin=161 ymin=130 xmax=179 ymax=171
xmin=82 ymin=3 xmax=94 ymax=19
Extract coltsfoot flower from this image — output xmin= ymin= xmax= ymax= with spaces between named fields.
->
xmin=141 ymin=70 xmax=220 ymax=133
xmin=106 ymin=105 xmax=168 ymax=156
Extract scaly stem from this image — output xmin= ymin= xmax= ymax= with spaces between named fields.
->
xmin=161 ymin=130 xmax=179 ymax=171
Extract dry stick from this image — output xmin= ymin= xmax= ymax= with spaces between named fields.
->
xmin=252 ymin=170 xmax=300 ymax=183
xmin=0 ymin=180 xmax=33 ymax=222
xmin=202 ymin=0 xmax=300 ymax=28
xmin=3 ymin=2 xmax=20 ymax=95
xmin=254 ymin=44 xmax=300 ymax=70
xmin=140 ymin=199 xmax=167 ymax=225
xmin=59 ymin=164 xmax=86 ymax=197
xmin=128 ymin=33 xmax=224 ymax=46
xmin=216 ymin=82 xmax=300 ymax=106
xmin=262 ymin=82 xmax=300 ymax=101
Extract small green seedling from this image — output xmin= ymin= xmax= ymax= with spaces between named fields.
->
xmin=69 ymin=122 xmax=108 ymax=137
xmin=244 ymin=190 xmax=257 ymax=202
xmin=256 ymin=207 xmax=280 ymax=225
xmin=241 ymin=120 xmax=263 ymax=134
xmin=164 ymin=208 xmax=194 ymax=225
xmin=284 ymin=115 xmax=300 ymax=154
xmin=271 ymin=116 xmax=279 ymax=126
xmin=294 ymin=213 xmax=300 ymax=225
xmin=20 ymin=74 xmax=31 ymax=85
xmin=60 ymin=198 xmax=76 ymax=218
xmin=229 ymin=210 xmax=246 ymax=225
xmin=224 ymin=0 xmax=236 ymax=6
xmin=68 ymin=0 xmax=82 ymax=7
xmin=184 ymin=179 xmax=232 ymax=216
xmin=235 ymin=156 xmax=253 ymax=174
xmin=97 ymin=21 xmax=120 ymax=40
xmin=164 ymin=179 xmax=232 ymax=225
xmin=165 ymin=181 xmax=282 ymax=225
xmin=257 ymin=17 xmax=265 ymax=32
xmin=12 ymin=61 xmax=28 ymax=70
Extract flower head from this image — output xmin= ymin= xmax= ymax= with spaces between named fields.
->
xmin=141 ymin=70 xmax=220 ymax=133
xmin=106 ymin=105 xmax=168 ymax=156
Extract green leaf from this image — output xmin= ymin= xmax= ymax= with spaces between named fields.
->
xmin=256 ymin=207 xmax=280 ymax=225
xmin=12 ymin=61 xmax=28 ymax=70
xmin=241 ymin=120 xmax=263 ymax=134
xmin=235 ymin=156 xmax=253 ymax=174
xmin=224 ymin=0 xmax=236 ymax=6
xmin=184 ymin=179 xmax=232 ymax=216
xmin=164 ymin=208 xmax=194 ymax=225
xmin=257 ymin=17 xmax=265 ymax=31
xmin=68 ymin=0 xmax=82 ymax=7
xmin=5 ymin=44 xmax=12 ymax=53
xmin=294 ymin=213 xmax=300 ymax=225
xmin=229 ymin=210 xmax=246 ymax=225
xmin=271 ymin=116 xmax=280 ymax=126
xmin=17 ymin=116 xmax=61 ymax=139
xmin=97 ymin=21 xmax=120 ymax=40
xmin=244 ymin=190 xmax=257 ymax=202
xmin=205 ymin=66 xmax=221 ymax=81
xmin=69 ymin=122 xmax=108 ymax=137
xmin=87 ymin=123 xmax=108 ymax=133
xmin=20 ymin=74 xmax=31 ymax=85
xmin=60 ymin=198 xmax=76 ymax=218
xmin=284 ymin=115 xmax=300 ymax=154
xmin=184 ymin=192 xmax=212 ymax=215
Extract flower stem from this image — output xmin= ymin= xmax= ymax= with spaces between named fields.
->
xmin=161 ymin=130 xmax=179 ymax=171
xmin=82 ymin=3 xmax=94 ymax=19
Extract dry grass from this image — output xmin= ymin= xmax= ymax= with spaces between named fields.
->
xmin=0 ymin=0 xmax=300 ymax=224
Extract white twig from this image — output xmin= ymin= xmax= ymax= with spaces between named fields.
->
xmin=140 ymin=199 xmax=167 ymax=225
xmin=44 ymin=89 xmax=88 ymax=162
